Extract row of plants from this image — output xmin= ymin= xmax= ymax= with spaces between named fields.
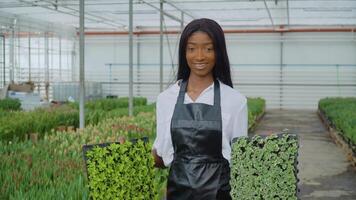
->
xmin=85 ymin=104 xmax=155 ymax=125
xmin=0 ymin=97 xmax=146 ymax=113
xmin=0 ymin=97 xmax=154 ymax=141
xmin=318 ymin=97 xmax=356 ymax=146
xmin=0 ymin=98 xmax=21 ymax=111
xmin=0 ymin=106 xmax=79 ymax=141
xmin=247 ymin=97 xmax=266 ymax=130
xmin=68 ymin=97 xmax=147 ymax=111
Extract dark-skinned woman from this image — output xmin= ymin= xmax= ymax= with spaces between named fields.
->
xmin=152 ymin=18 xmax=248 ymax=200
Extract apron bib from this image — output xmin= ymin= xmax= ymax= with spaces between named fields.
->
xmin=167 ymin=79 xmax=232 ymax=200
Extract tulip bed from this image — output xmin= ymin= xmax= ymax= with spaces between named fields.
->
xmin=0 ymin=97 xmax=265 ymax=199
xmin=0 ymin=112 xmax=165 ymax=199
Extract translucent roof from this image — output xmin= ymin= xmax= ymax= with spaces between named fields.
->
xmin=0 ymin=0 xmax=355 ymax=32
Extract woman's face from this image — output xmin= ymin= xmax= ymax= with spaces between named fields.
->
xmin=186 ymin=31 xmax=216 ymax=79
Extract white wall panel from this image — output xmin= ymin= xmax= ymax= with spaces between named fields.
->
xmin=82 ymin=33 xmax=356 ymax=110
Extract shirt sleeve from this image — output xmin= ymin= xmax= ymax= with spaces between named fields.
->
xmin=153 ymin=96 xmax=164 ymax=155
xmin=152 ymin=94 xmax=174 ymax=167
xmin=231 ymin=97 xmax=248 ymax=140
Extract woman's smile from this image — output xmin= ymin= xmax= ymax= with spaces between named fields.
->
xmin=193 ymin=63 xmax=208 ymax=69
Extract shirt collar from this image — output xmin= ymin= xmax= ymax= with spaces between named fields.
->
xmin=175 ymin=79 xmax=216 ymax=92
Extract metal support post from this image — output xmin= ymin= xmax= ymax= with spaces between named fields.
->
xmin=128 ymin=0 xmax=134 ymax=116
xmin=159 ymin=0 xmax=164 ymax=92
xmin=79 ymin=0 xmax=86 ymax=128
xmin=45 ymin=32 xmax=49 ymax=100
xmin=59 ymin=36 xmax=62 ymax=81
xmin=28 ymin=32 xmax=31 ymax=81
xmin=10 ymin=27 xmax=14 ymax=83
xmin=137 ymin=37 xmax=141 ymax=96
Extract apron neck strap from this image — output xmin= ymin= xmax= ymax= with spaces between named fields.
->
xmin=177 ymin=79 xmax=220 ymax=106
xmin=213 ymin=80 xmax=220 ymax=106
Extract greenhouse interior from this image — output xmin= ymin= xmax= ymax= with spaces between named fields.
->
xmin=0 ymin=0 xmax=355 ymax=199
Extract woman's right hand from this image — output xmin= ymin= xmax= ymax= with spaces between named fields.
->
xmin=118 ymin=136 xmax=126 ymax=144
xmin=152 ymin=148 xmax=166 ymax=168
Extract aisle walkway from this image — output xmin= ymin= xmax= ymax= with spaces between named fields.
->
xmin=252 ymin=109 xmax=356 ymax=200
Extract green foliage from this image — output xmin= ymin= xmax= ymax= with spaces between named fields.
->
xmin=0 ymin=108 xmax=9 ymax=118
xmin=0 ymin=95 xmax=266 ymax=199
xmin=319 ymin=97 xmax=356 ymax=146
xmin=0 ymin=112 xmax=167 ymax=199
xmin=0 ymin=94 xmax=261 ymax=142
xmin=85 ymin=104 xmax=155 ymax=125
xmin=85 ymin=141 xmax=160 ymax=200
xmin=0 ymin=106 xmax=79 ymax=141
xmin=69 ymin=97 xmax=147 ymax=111
xmin=247 ymin=97 xmax=266 ymax=130
xmin=0 ymin=139 xmax=88 ymax=200
xmin=230 ymin=134 xmax=299 ymax=200
xmin=0 ymin=98 xmax=21 ymax=111
xmin=0 ymin=103 xmax=154 ymax=141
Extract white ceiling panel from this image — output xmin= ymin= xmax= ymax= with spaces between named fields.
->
xmin=0 ymin=0 xmax=354 ymax=32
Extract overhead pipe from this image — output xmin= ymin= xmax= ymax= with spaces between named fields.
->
xmin=5 ymin=27 xmax=356 ymax=37
xmin=83 ymin=27 xmax=356 ymax=35
xmin=3 ymin=32 xmax=54 ymax=37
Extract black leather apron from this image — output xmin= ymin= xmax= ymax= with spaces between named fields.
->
xmin=167 ymin=79 xmax=232 ymax=200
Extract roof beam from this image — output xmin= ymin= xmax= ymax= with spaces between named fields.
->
xmin=140 ymin=0 xmax=182 ymax=23
xmin=263 ymin=0 xmax=275 ymax=29
xmin=39 ymin=0 xmax=126 ymax=28
xmin=164 ymin=0 xmax=195 ymax=20
xmin=17 ymin=0 xmax=125 ymax=29
xmin=286 ymin=0 xmax=290 ymax=27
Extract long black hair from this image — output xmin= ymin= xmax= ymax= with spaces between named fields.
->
xmin=177 ymin=18 xmax=233 ymax=88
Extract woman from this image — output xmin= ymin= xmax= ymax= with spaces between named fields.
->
xmin=152 ymin=18 xmax=248 ymax=200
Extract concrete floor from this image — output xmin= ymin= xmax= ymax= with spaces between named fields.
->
xmin=251 ymin=109 xmax=356 ymax=200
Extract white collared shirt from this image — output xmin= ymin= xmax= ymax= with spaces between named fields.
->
xmin=153 ymin=80 xmax=248 ymax=167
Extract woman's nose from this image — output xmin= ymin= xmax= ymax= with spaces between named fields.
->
xmin=196 ymin=49 xmax=205 ymax=60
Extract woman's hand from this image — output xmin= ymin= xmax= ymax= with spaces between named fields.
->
xmin=118 ymin=136 xmax=126 ymax=144
xmin=152 ymin=149 xmax=166 ymax=168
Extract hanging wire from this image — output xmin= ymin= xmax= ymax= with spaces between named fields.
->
xmin=162 ymin=14 xmax=181 ymax=85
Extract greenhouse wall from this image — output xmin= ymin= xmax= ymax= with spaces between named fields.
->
xmin=0 ymin=34 xmax=76 ymax=100
xmin=77 ymin=32 xmax=356 ymax=109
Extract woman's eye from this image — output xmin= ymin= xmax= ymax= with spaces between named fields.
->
xmin=187 ymin=47 xmax=195 ymax=51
